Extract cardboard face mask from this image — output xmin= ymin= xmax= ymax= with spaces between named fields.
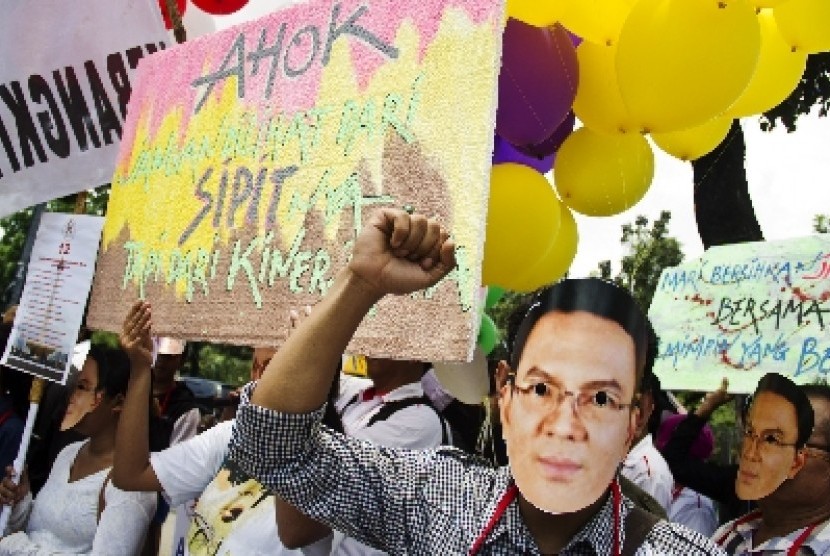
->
xmin=736 ymin=391 xmax=802 ymax=500
xmin=502 ymin=279 xmax=646 ymax=514
xmin=501 ymin=311 xmax=637 ymax=514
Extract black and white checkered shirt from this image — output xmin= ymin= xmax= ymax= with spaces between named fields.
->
xmin=229 ymin=383 xmax=726 ymax=555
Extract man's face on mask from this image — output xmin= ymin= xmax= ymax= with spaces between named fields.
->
xmin=499 ymin=311 xmax=638 ymax=514
xmin=736 ymin=391 xmax=804 ymax=500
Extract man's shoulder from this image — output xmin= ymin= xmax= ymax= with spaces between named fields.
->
xmin=644 ymin=519 xmax=728 ymax=555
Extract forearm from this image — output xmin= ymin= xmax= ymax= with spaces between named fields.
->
xmin=252 ymin=269 xmax=379 ymax=413
xmin=113 ymin=366 xmax=157 ymax=491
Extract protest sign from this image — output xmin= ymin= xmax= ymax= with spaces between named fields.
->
xmin=649 ymin=235 xmax=830 ymax=394
xmin=0 ymin=0 xmax=169 ymax=218
xmin=87 ymin=0 xmax=505 ymax=362
xmin=1 ymin=213 xmax=105 ymax=383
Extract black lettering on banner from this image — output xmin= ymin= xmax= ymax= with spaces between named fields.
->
xmin=107 ymin=53 xmax=131 ymax=119
xmin=28 ymin=74 xmax=70 ymax=158
xmin=0 ymin=117 xmax=12 ymax=177
xmin=84 ymin=60 xmax=122 ymax=144
xmin=0 ymin=42 xmax=163 ymax=178
xmin=0 ymin=81 xmax=48 ymax=169
xmin=126 ymin=46 xmax=145 ymax=70
xmin=53 ymin=66 xmax=101 ymax=152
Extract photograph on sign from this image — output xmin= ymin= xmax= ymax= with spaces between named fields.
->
xmin=1 ymin=213 xmax=105 ymax=384
xmin=649 ymin=235 xmax=830 ymax=394
xmin=87 ymin=0 xmax=505 ymax=362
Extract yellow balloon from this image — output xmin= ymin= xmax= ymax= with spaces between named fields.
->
xmin=652 ymin=117 xmax=733 ymax=161
xmin=507 ymin=0 xmax=559 ymax=27
xmin=512 ymin=206 xmax=579 ymax=292
xmin=482 ymin=164 xmax=562 ymax=289
xmin=774 ymin=0 xmax=830 ymax=54
xmin=726 ymin=10 xmax=807 ymax=118
xmin=573 ymin=42 xmax=642 ymax=135
xmin=616 ymin=0 xmax=761 ymax=133
xmin=557 ymin=0 xmax=637 ymax=46
xmin=553 ymin=128 xmax=654 ymax=216
xmin=751 ymin=0 xmax=790 ymax=6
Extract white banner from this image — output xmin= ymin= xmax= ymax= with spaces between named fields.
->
xmin=649 ymin=235 xmax=830 ymax=394
xmin=0 ymin=0 xmax=169 ymax=217
xmin=1 ymin=213 xmax=104 ymax=383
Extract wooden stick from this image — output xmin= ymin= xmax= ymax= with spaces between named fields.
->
xmin=165 ymin=0 xmax=187 ymax=44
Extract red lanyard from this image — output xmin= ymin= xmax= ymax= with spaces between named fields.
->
xmin=469 ymin=480 xmax=623 ymax=556
xmin=716 ymin=510 xmax=818 ymax=556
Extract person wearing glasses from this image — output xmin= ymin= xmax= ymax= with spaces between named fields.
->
xmin=714 ymin=379 xmax=830 ymax=555
xmin=227 ymin=209 xmax=724 ymax=555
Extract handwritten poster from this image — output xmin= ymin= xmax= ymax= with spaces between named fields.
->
xmin=2 ymin=213 xmax=105 ymax=383
xmin=87 ymin=0 xmax=505 ymax=362
xmin=0 ymin=0 xmax=168 ymax=218
xmin=649 ymin=235 xmax=830 ymax=394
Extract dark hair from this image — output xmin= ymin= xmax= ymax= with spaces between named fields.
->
xmin=800 ymin=383 xmax=830 ymax=447
xmin=86 ymin=345 xmax=131 ymax=400
xmin=510 ymin=278 xmax=651 ymax=381
xmin=753 ymin=373 xmax=814 ymax=448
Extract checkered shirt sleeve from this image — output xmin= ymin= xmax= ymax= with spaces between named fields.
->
xmin=228 ymin=382 xmax=482 ymax=554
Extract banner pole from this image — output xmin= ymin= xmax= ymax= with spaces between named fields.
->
xmin=165 ymin=0 xmax=187 ymax=44
xmin=0 ymin=191 xmax=89 ymax=533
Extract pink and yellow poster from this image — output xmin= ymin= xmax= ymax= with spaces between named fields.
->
xmin=87 ymin=0 xmax=505 ymax=361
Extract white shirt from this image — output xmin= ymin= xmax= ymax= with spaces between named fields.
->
xmin=151 ymin=420 xmax=331 ymax=556
xmin=332 ymin=375 xmax=446 ymax=555
xmin=337 ymin=375 xmax=444 ymax=449
xmin=669 ymin=486 xmax=718 ymax=538
xmin=0 ymin=441 xmax=156 ymax=556
xmin=621 ymin=434 xmax=674 ymax=513
xmin=170 ymin=407 xmax=201 ymax=446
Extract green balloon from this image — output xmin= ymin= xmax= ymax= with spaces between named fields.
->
xmin=485 ymin=286 xmax=506 ymax=309
xmin=477 ymin=314 xmax=499 ymax=355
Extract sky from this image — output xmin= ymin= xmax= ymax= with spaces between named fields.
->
xmin=181 ymin=1 xmax=830 ymax=279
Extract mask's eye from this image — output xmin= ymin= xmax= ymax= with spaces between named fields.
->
xmin=763 ymin=434 xmax=783 ymax=446
xmin=532 ymin=382 xmax=550 ymax=397
xmin=592 ymin=390 xmax=610 ymax=407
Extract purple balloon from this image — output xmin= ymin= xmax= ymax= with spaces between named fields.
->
xmin=497 ymin=19 xmax=579 ymax=147
xmin=492 ymin=135 xmax=554 ymax=174
xmin=515 ymin=112 xmax=576 ymax=159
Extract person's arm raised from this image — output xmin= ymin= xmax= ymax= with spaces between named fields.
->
xmin=112 ymin=301 xmax=162 ymax=492
xmin=251 ymin=209 xmax=455 ymax=414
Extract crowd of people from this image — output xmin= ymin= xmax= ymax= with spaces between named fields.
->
xmin=0 ymin=208 xmax=827 ymax=555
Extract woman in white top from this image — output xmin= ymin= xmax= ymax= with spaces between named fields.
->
xmin=0 ymin=346 xmax=156 ymax=555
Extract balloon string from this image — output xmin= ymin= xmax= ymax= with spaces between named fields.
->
xmin=692 ymin=120 xmax=741 ymax=188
